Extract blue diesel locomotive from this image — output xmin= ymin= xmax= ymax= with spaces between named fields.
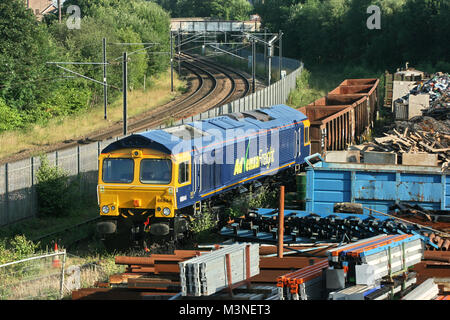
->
xmin=96 ymin=104 xmax=311 ymax=245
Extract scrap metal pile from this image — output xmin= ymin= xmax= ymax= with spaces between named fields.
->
xmin=277 ymin=234 xmax=444 ymax=300
xmin=70 ymin=239 xmax=450 ymax=301
xmin=362 ymin=72 xmax=450 ymax=168
xmin=394 ymin=72 xmax=449 ymax=120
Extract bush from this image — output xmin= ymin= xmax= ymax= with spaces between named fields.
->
xmin=0 ymin=235 xmax=40 ymax=264
xmin=36 ymin=155 xmax=72 ymax=217
xmin=189 ymin=209 xmax=217 ymax=234
xmin=0 ymin=99 xmax=24 ymax=132
xmin=248 ymin=185 xmax=278 ymax=209
xmin=287 ymin=68 xmax=324 ymax=107
xmin=224 ymin=185 xmax=278 ymax=220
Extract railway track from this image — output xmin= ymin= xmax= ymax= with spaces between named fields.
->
xmin=180 ymin=52 xmax=251 ymax=106
xmin=31 ymin=216 xmax=101 ymax=250
xmin=0 ymin=54 xmax=252 ymax=165
xmin=92 ymin=52 xmax=251 ymax=136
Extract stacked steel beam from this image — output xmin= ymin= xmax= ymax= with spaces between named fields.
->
xmin=401 ymin=278 xmax=439 ymax=300
xmin=324 ymin=234 xmax=427 ymax=300
xmin=179 ymin=243 xmax=259 ymax=297
xmin=329 ymin=272 xmax=418 ymax=300
xmin=327 ymin=234 xmax=423 ymax=282
xmin=276 ymin=259 xmax=329 ymax=300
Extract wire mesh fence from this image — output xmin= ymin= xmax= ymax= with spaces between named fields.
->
xmin=0 ymin=251 xmax=67 ymax=300
xmin=0 ymin=251 xmax=116 ymax=300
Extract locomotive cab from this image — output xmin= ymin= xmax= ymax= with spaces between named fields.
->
xmin=97 ymin=144 xmax=191 ymax=244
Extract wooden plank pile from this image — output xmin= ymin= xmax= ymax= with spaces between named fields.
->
xmin=354 ymin=125 xmax=450 ymax=169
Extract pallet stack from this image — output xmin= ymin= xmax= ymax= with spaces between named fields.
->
xmin=384 ymin=71 xmax=393 ymax=108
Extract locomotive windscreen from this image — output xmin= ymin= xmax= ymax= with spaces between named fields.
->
xmin=102 ymin=158 xmax=134 ymax=183
xmin=140 ymin=159 xmax=172 ymax=184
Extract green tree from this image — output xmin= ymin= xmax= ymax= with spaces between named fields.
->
xmin=0 ymin=0 xmax=59 ymax=112
xmin=210 ymin=0 xmax=253 ymax=20
xmin=255 ymin=0 xmax=449 ymax=70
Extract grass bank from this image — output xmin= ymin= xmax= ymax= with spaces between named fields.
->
xmin=0 ymin=70 xmax=186 ymax=160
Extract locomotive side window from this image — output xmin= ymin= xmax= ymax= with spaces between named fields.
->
xmin=102 ymin=158 xmax=134 ymax=183
xmin=140 ymin=159 xmax=172 ymax=184
xmin=178 ymin=161 xmax=189 ymax=184
xmin=304 ymin=126 xmax=310 ymax=145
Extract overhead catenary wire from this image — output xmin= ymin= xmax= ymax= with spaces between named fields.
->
xmin=52 ymin=64 xmax=105 ymax=86
xmin=46 ymin=62 xmax=108 ymax=65
xmin=110 ymin=42 xmax=159 ymax=45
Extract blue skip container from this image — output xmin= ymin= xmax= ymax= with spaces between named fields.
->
xmin=304 ymin=153 xmax=450 ymax=215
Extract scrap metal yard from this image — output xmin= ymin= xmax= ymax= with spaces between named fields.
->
xmin=70 ymin=72 xmax=450 ymax=301
xmin=1 ymin=2 xmax=449 ymax=308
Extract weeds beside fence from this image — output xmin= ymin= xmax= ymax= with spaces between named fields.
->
xmin=0 ymin=250 xmax=123 ymax=300
xmin=0 ymin=251 xmax=67 ymax=300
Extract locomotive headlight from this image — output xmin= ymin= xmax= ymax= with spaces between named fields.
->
xmin=162 ymin=207 xmax=171 ymax=216
xmin=102 ymin=205 xmax=110 ymax=214
xmin=168 ymin=187 xmax=174 ymax=195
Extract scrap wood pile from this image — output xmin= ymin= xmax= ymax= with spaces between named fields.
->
xmin=359 ymin=116 xmax=450 ymax=169
xmin=363 ymin=72 xmax=450 ymax=169
xmin=375 ymin=119 xmax=449 ymax=168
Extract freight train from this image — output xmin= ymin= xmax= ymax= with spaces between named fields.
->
xmin=96 ymin=104 xmax=311 ymax=247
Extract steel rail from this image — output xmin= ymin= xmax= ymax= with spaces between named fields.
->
xmin=363 ymin=206 xmax=450 ymax=238
xmin=122 ymin=58 xmax=218 ymax=135
xmin=31 ymin=217 xmax=101 ymax=242
xmin=182 ymin=52 xmax=251 ymax=105
xmin=180 ymin=52 xmax=237 ymax=109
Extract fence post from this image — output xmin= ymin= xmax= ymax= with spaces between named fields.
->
xmin=77 ymin=145 xmax=81 ymax=175
xmin=4 ymin=163 xmax=9 ymax=225
xmin=59 ymin=250 xmax=66 ymax=299
xmin=31 ymin=157 xmax=36 ymax=219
